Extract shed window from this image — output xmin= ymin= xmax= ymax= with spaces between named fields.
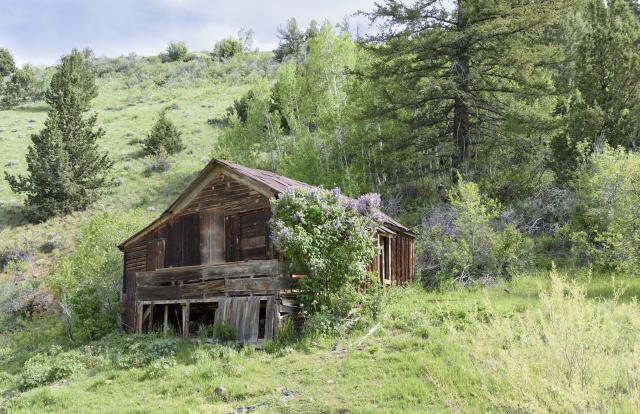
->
xmin=379 ymin=235 xmax=391 ymax=282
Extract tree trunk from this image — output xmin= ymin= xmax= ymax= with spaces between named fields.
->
xmin=452 ymin=0 xmax=471 ymax=176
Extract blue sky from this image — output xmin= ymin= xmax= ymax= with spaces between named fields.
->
xmin=0 ymin=0 xmax=378 ymax=66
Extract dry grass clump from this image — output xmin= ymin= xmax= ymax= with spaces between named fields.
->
xmin=454 ymin=267 xmax=640 ymax=413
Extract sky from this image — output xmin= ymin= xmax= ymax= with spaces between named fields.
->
xmin=0 ymin=0 xmax=379 ymax=66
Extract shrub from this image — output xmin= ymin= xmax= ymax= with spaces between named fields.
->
xmin=0 ymin=66 xmax=38 ymax=110
xmin=213 ymin=38 xmax=243 ymax=60
xmin=270 ymin=187 xmax=380 ymax=311
xmin=47 ymin=211 xmax=151 ymax=341
xmin=143 ymin=110 xmax=184 ymax=157
xmin=163 ymin=42 xmax=188 ymax=62
xmin=142 ymin=356 xmax=176 ymax=379
xmin=419 ymin=178 xmax=526 ymax=287
xmin=17 ymin=346 xmax=84 ymax=390
xmin=571 ymin=145 xmax=640 ymax=274
xmin=212 ymin=323 xmax=236 ymax=342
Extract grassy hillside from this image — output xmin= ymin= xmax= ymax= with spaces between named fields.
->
xmin=0 ymin=53 xmax=273 ymax=266
xmin=2 ymin=271 xmax=640 ymax=413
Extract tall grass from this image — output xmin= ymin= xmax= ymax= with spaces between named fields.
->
xmin=452 ymin=267 xmax=640 ymax=413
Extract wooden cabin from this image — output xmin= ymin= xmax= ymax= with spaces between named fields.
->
xmin=118 ymin=159 xmax=415 ymax=343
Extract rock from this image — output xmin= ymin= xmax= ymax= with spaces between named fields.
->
xmin=112 ymin=178 xmax=123 ymax=187
xmin=4 ymin=160 xmax=18 ymax=167
xmin=214 ymin=386 xmax=225 ymax=396
xmin=147 ymin=206 xmax=156 ymax=211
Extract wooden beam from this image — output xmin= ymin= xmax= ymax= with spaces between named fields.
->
xmin=147 ymin=303 xmax=155 ymax=332
xmin=135 ymin=302 xmax=143 ymax=334
xmin=163 ymin=304 xmax=169 ymax=336
xmin=181 ymin=302 xmax=190 ymax=338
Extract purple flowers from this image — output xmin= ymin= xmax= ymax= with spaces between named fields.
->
xmin=331 ymin=187 xmax=341 ymax=201
xmin=332 ymin=218 xmax=341 ymax=230
xmin=356 ymin=193 xmax=381 ymax=214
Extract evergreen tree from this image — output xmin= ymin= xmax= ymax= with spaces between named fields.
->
xmin=362 ymin=0 xmax=574 ymax=180
xmin=5 ymin=49 xmax=112 ymax=222
xmin=274 ymin=18 xmax=306 ymax=61
xmin=143 ymin=109 xmax=184 ymax=157
xmin=550 ymin=0 xmax=640 ymax=183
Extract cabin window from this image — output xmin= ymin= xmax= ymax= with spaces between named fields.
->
xmin=379 ymin=235 xmax=391 ymax=283
xmin=225 ymin=209 xmax=271 ymax=262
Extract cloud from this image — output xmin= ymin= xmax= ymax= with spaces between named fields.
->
xmin=0 ymin=0 xmax=378 ymax=66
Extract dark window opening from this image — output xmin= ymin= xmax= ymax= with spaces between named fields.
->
xmin=188 ymin=302 xmax=219 ymax=336
xmin=258 ymin=300 xmax=267 ymax=339
xmin=379 ymin=236 xmax=391 ymax=282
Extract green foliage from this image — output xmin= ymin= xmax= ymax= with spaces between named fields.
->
xmin=143 ymin=109 xmax=184 ymax=157
xmin=270 ymin=187 xmax=379 ymax=310
xmin=571 ymin=145 xmax=640 ymax=274
xmin=0 ymin=66 xmax=39 ymax=109
xmin=213 ymin=38 xmax=243 ymax=60
xmin=362 ymin=0 xmax=570 ymax=196
xmin=551 ymin=0 xmax=640 ymax=182
xmin=17 ymin=346 xmax=84 ymax=390
xmin=164 ymin=41 xmax=188 ymax=62
xmin=143 ymin=356 xmax=176 ymax=379
xmin=0 ymin=48 xmax=16 ymax=77
xmin=212 ymin=323 xmax=236 ymax=342
xmin=420 ymin=179 xmax=526 ymax=286
xmin=274 ymin=18 xmax=306 ymax=62
xmin=47 ymin=210 xmax=151 ymax=341
xmin=4 ymin=49 xmax=113 ymax=222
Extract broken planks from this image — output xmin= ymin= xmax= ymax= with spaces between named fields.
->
xmin=135 ymin=260 xmax=294 ymax=301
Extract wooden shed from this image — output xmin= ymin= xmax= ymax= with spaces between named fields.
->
xmin=118 ymin=159 xmax=415 ymax=343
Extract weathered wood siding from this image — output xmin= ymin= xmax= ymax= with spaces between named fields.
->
xmin=136 ymin=260 xmax=293 ymax=301
xmin=366 ymin=232 xmax=415 ymax=285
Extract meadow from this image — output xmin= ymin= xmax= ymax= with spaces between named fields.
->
xmin=2 ymin=269 xmax=640 ymax=413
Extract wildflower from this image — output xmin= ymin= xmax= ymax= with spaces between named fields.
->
xmin=332 ymin=218 xmax=341 ymax=230
xmin=331 ymin=187 xmax=341 ymax=201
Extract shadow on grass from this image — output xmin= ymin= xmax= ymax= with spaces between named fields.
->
xmin=11 ymin=104 xmax=49 ymax=113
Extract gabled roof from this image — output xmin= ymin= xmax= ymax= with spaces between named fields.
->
xmin=119 ymin=159 xmax=415 ymax=250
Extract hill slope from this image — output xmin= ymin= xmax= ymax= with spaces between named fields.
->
xmin=0 ymin=53 xmax=274 ymax=269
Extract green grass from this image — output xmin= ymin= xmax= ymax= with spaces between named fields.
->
xmin=2 ymin=271 xmax=640 ymax=413
xmin=0 ymin=54 xmax=269 ymax=261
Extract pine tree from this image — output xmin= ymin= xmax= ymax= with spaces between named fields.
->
xmin=362 ymin=0 xmax=574 ymax=179
xmin=143 ymin=109 xmax=184 ymax=157
xmin=550 ymin=0 xmax=640 ymax=183
xmin=5 ymin=49 xmax=112 ymax=222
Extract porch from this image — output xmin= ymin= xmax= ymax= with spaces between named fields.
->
xmin=133 ymin=259 xmax=297 ymax=342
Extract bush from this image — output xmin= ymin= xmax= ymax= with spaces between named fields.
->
xmin=0 ymin=66 xmax=38 ymax=110
xmin=270 ymin=187 xmax=380 ymax=311
xmin=17 ymin=346 xmax=84 ymax=390
xmin=163 ymin=42 xmax=188 ymax=62
xmin=47 ymin=211 xmax=151 ymax=341
xmin=213 ymin=38 xmax=244 ymax=60
xmin=212 ymin=323 xmax=236 ymax=342
xmin=570 ymin=145 xmax=640 ymax=274
xmin=419 ymin=178 xmax=526 ymax=287
xmin=143 ymin=110 xmax=184 ymax=157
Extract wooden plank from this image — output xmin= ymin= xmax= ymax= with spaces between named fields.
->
xmin=214 ymin=298 xmax=227 ymax=325
xmin=225 ymin=215 xmax=239 ymax=262
xmin=147 ymin=303 xmax=155 ymax=332
xmin=225 ymin=276 xmax=295 ymax=293
xmin=163 ymin=305 xmax=169 ymax=335
xmin=200 ymin=209 xmax=225 ymax=265
xmin=135 ymin=302 xmax=143 ymax=334
xmin=264 ymin=296 xmax=275 ymax=340
xmin=181 ymin=302 xmax=190 ymax=337
xmin=136 ymin=260 xmax=288 ymax=285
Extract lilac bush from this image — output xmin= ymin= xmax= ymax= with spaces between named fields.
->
xmin=270 ymin=187 xmax=381 ymax=310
